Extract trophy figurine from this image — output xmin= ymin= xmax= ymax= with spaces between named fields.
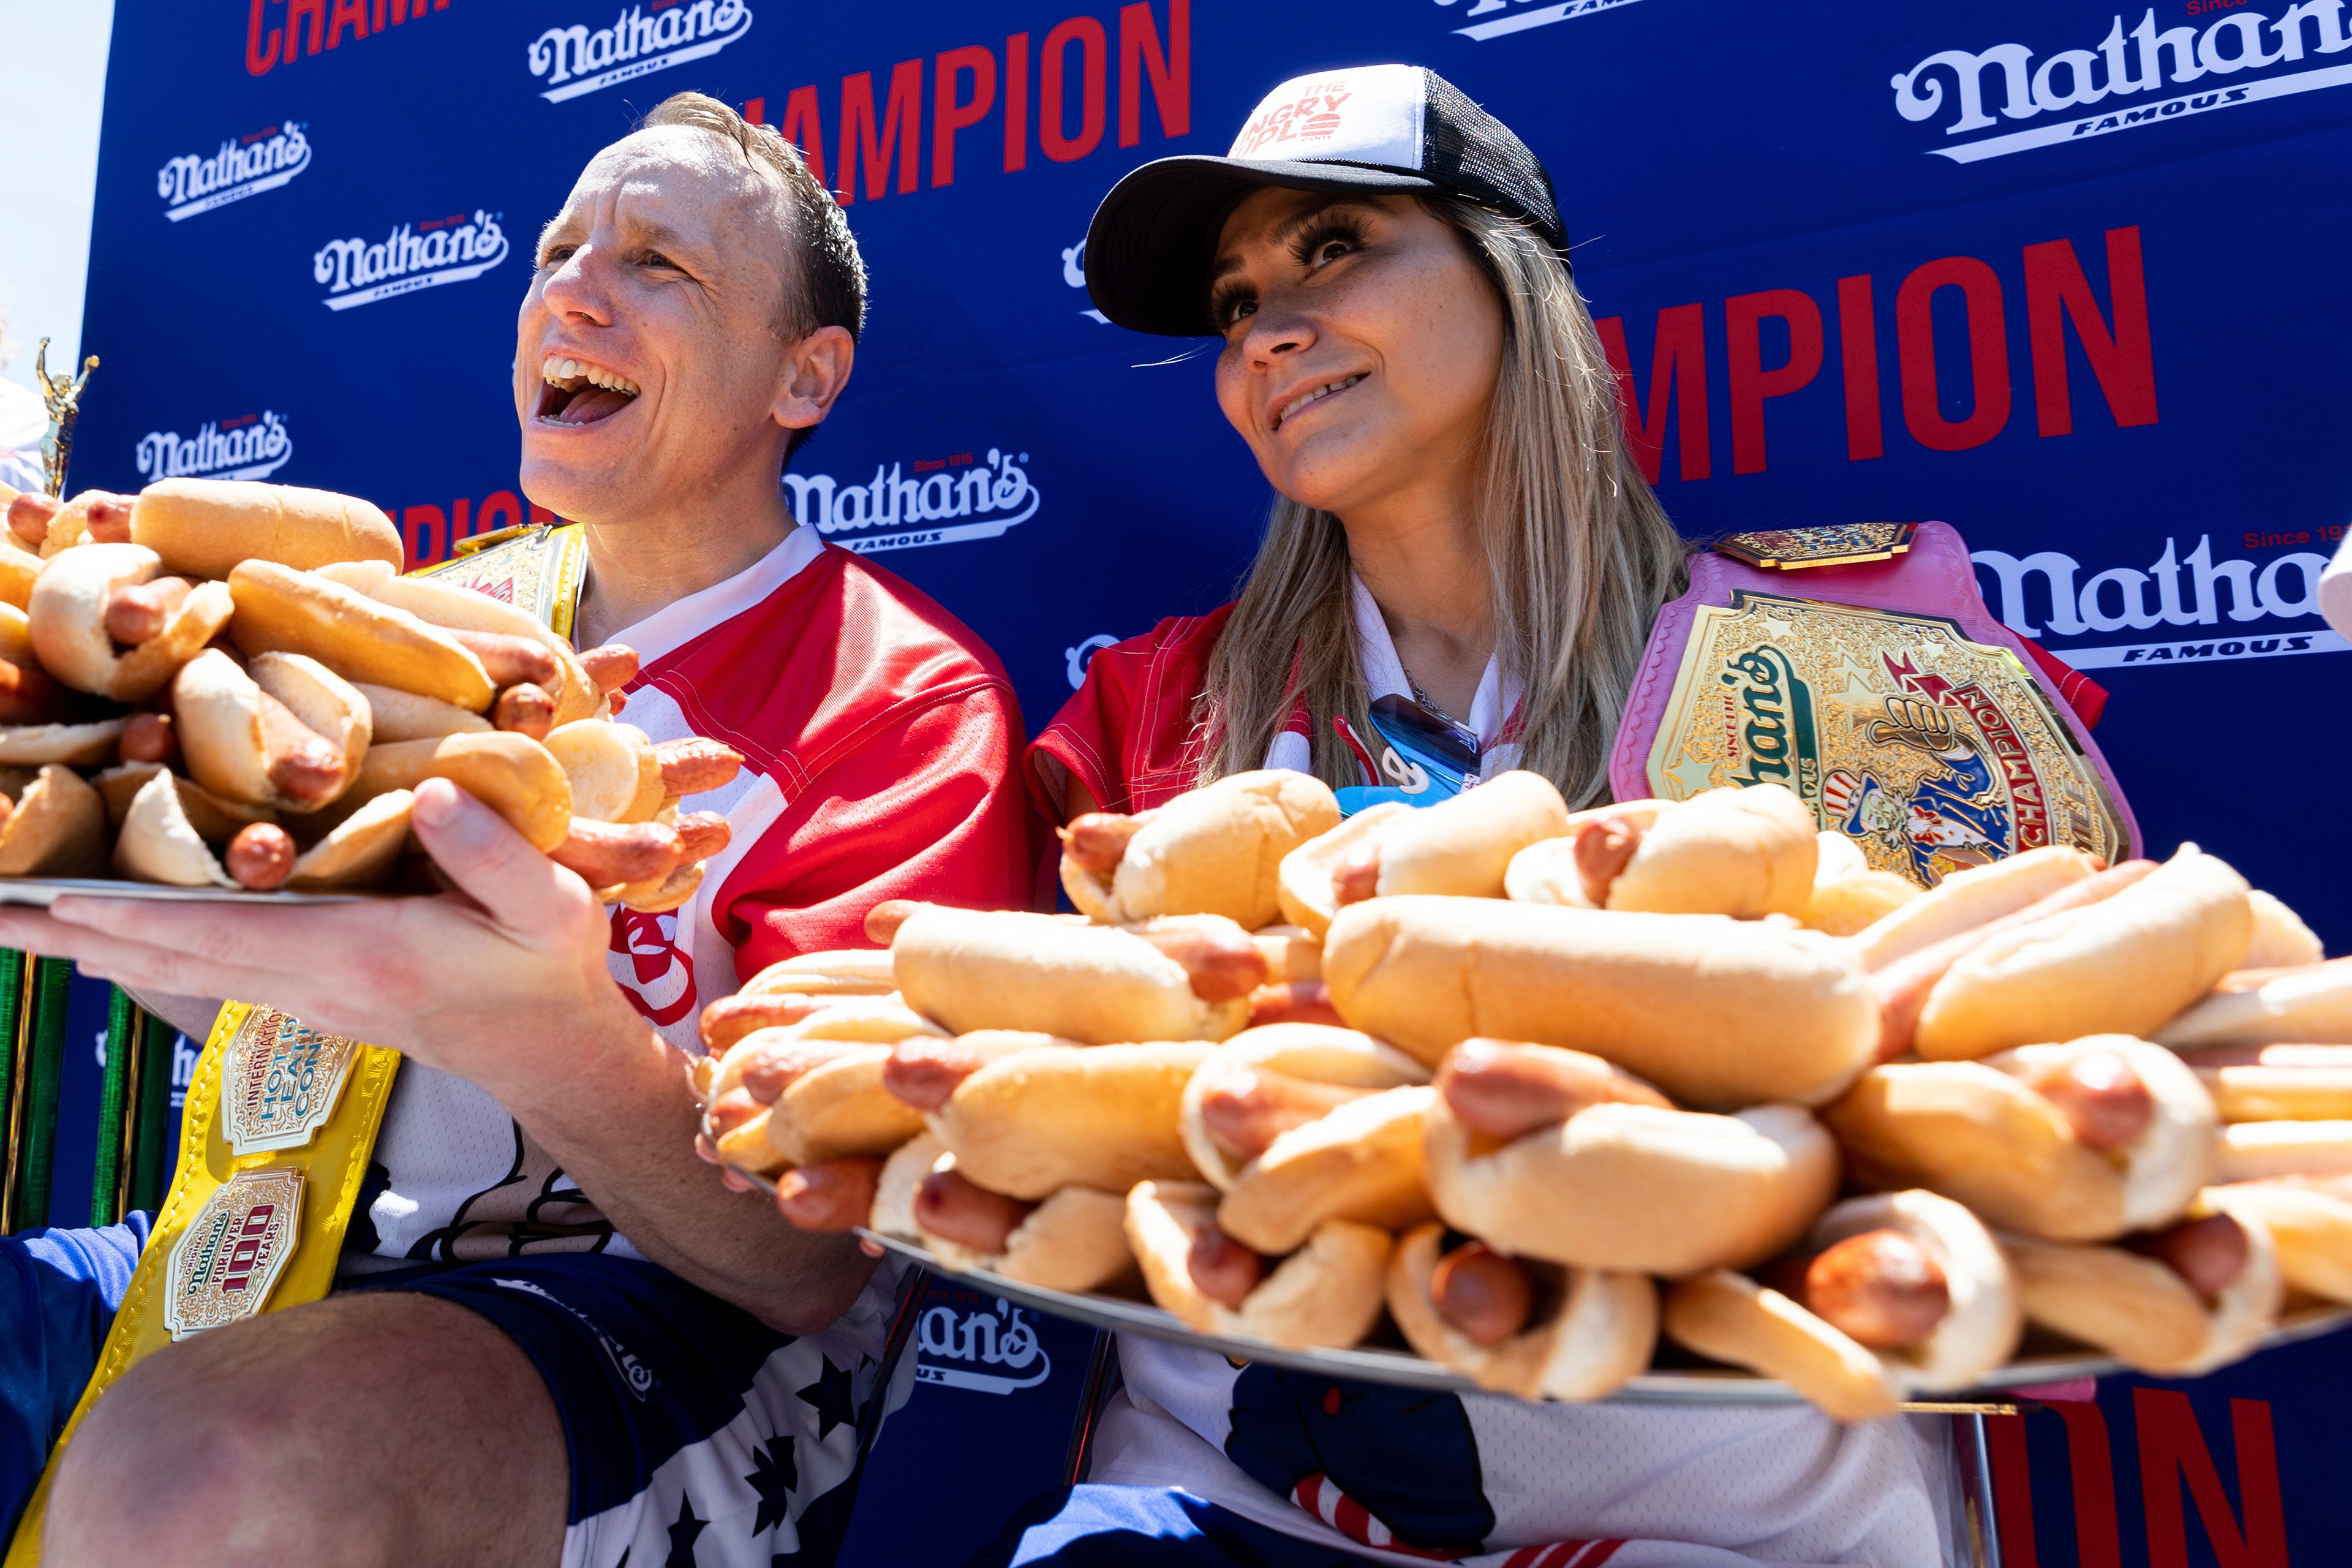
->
xmin=32 ymin=336 xmax=98 ymax=500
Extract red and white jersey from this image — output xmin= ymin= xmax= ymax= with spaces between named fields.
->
xmin=344 ymin=527 xmax=1035 ymax=1272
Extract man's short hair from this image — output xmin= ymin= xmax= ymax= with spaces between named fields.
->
xmin=638 ymin=92 xmax=865 ymax=465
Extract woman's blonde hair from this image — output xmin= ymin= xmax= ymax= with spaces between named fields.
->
xmin=1197 ymin=198 xmax=1689 ymax=808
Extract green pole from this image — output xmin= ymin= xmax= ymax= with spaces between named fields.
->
xmin=128 ymin=1007 xmax=178 ymax=1217
xmin=9 ymin=959 xmax=74 ymax=1234
xmin=90 ymin=988 xmax=141 ymax=1227
xmin=0 ymin=948 xmax=22 ymax=1233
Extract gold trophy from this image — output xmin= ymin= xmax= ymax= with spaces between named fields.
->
xmin=31 ymin=337 xmax=97 ymax=500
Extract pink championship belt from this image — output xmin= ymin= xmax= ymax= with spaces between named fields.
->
xmin=1609 ymin=521 xmax=2139 ymax=885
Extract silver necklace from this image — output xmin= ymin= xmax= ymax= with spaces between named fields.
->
xmin=1404 ymin=671 xmax=1466 ymax=728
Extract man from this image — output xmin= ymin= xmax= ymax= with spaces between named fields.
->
xmin=0 ymin=93 xmax=1033 ymax=1566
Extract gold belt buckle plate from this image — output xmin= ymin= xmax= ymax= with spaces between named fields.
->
xmin=223 ymin=1006 xmax=362 ymax=1156
xmin=163 ymin=1167 xmax=304 ymax=1341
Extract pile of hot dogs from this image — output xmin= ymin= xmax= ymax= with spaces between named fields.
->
xmin=0 ymin=475 xmax=741 ymax=899
xmin=699 ymin=766 xmax=2352 ymax=1420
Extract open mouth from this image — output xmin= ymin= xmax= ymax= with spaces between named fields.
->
xmin=535 ymin=355 xmax=642 ymax=427
xmin=1273 ymin=373 xmax=1366 ymax=431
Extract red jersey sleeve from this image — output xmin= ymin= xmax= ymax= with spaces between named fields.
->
xmin=717 ymin=682 xmax=1035 ymax=981
xmin=1027 ymin=606 xmax=1232 ymax=822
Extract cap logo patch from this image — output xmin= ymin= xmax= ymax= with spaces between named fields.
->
xmin=1226 ymin=65 xmax=1425 ymax=170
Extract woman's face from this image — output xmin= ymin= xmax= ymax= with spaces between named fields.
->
xmin=1210 ymin=189 xmax=1505 ymax=519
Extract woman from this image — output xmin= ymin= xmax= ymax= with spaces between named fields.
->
xmin=990 ymin=66 xmax=1958 ymax=1568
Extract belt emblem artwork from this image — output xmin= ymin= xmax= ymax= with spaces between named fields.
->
xmin=224 ymin=1006 xmax=363 ymax=1155
xmin=162 ymin=1166 xmax=305 ymax=1340
xmin=1649 ymin=590 xmax=2130 ymax=889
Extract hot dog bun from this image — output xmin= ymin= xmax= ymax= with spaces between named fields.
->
xmin=766 ymin=1001 xmax=950 ymax=1167
xmin=1126 ymin=1178 xmax=1391 ymax=1351
xmin=2242 ymin=891 xmax=2324 ymax=970
xmin=892 ymin=905 xmax=1248 ymax=1044
xmin=1322 ymin=895 xmax=1879 ymax=1106
xmin=1507 ymin=784 xmax=1818 ymax=918
xmin=0 ymin=720 xmax=126 ymax=766
xmin=130 ymin=478 xmax=402 ymax=578
xmin=1426 ymin=1095 xmax=1838 ymax=1275
xmin=1180 ymin=1024 xmax=1428 ymax=1191
xmin=113 ymin=768 xmax=238 ymax=888
xmin=1061 ymin=769 xmax=1340 ymax=929
xmin=2210 ymin=1177 xmax=2352 ymax=1303
xmin=352 ymin=682 xmax=491 ymax=742
xmin=2215 ymin=1120 xmax=2352 ymax=1182
xmin=1805 ymin=1190 xmax=2022 ymax=1393
xmin=2001 ymin=1204 xmax=2281 ymax=1376
xmin=1849 ymin=846 xmax=2101 ymax=971
xmin=1373 ymin=770 xmax=1569 ymax=899
xmin=339 ymin=732 xmax=570 ymax=851
xmin=315 ymin=562 xmax=600 ymax=726
xmin=1387 ymin=1224 xmax=1657 ymax=1401
xmin=1276 ymin=801 xmax=1412 ymax=937
xmin=0 ymin=537 xmax=39 ymax=611
xmin=739 ymin=948 xmax=899 ymax=1000
xmin=928 ymin=1041 xmax=1212 ymax=1199
xmin=2158 ymin=957 xmax=2352 ymax=1050
xmin=1800 ymin=832 xmax=1921 ymax=937
xmin=173 ymin=649 xmax=371 ymax=812
xmin=1913 ymin=846 xmax=2253 ymax=1060
xmin=28 ymin=543 xmax=233 ymax=702
xmin=285 ymin=788 xmax=413 ymax=891
xmin=2187 ymin=1046 xmax=2352 ymax=1122
xmin=1663 ymin=1270 xmax=1904 ymax=1422
xmin=0 ymin=763 xmax=107 ymax=878
xmin=544 ymin=720 xmax=663 ymax=824
xmin=913 ymin=1152 xmax=1137 ymax=1294
xmin=228 ymin=560 xmax=496 ymax=713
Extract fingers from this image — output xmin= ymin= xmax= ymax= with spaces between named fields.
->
xmin=0 ymin=908 xmax=282 ymax=1004
xmin=408 ymin=777 xmax=592 ymax=944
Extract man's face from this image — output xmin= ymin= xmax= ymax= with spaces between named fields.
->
xmin=516 ymin=127 xmax=798 ymax=524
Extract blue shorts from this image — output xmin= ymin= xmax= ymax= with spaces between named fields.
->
xmin=968 ymin=1485 xmax=1371 ymax=1567
xmin=0 ymin=1224 xmax=892 ymax=1568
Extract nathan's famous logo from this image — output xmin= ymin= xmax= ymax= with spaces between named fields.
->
xmin=528 ymin=0 xmax=752 ymax=104
xmin=136 ymin=411 xmax=292 ymax=484
xmin=1717 ymin=646 xmax=1820 ymax=797
xmin=157 ymin=121 xmax=310 ymax=222
xmin=1972 ymin=535 xmax=2341 ymax=669
xmin=1433 ymin=0 xmax=1649 ymax=45
xmin=1893 ymin=7 xmax=2352 ymax=164
xmin=312 ymin=209 xmax=508 ymax=311
xmin=914 ymin=1296 xmax=1052 ymax=1395
xmin=782 ymin=448 xmax=1039 ymax=556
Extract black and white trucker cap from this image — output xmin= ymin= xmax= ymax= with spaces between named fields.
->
xmin=1084 ymin=64 xmax=1567 ymax=337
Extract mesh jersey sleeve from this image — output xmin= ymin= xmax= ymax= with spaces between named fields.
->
xmin=716 ymin=683 xmax=1036 ymax=980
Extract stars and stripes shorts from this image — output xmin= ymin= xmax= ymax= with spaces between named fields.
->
xmin=364 ymin=1254 xmax=894 ymax=1568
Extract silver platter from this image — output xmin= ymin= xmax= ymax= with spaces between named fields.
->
xmin=848 ymin=1228 xmax=2352 ymax=1409
xmin=0 ymin=877 xmax=375 ymax=907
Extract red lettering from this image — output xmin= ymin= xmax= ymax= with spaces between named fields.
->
xmin=780 ymin=86 xmax=829 ymax=194
xmin=839 ymin=60 xmax=924 ymax=205
xmin=478 ymin=491 xmax=525 ymax=537
xmin=1118 ymin=0 xmax=1189 ymax=148
xmin=1005 ymin=33 xmax=1031 ymax=172
xmin=402 ymin=505 xmax=447 ymax=569
xmin=284 ymin=0 xmax=326 ymax=61
xmin=1896 ymin=255 xmax=2011 ymax=453
xmin=325 ymin=0 xmax=368 ymax=48
xmin=2050 ymin=1400 xmax=2124 ymax=1568
xmin=247 ymin=0 xmax=282 ymax=74
xmin=1594 ymin=304 xmax=1711 ymax=484
xmin=448 ymin=497 xmax=474 ymax=548
xmin=1836 ymin=274 xmax=1883 ymax=461
xmin=1724 ymin=288 xmax=1823 ymax=476
xmin=1985 ymin=1414 xmax=2040 ymax=1568
xmin=742 ymin=96 xmax=765 ymax=125
xmin=1041 ymin=17 xmax=1109 ymax=163
xmin=2134 ymin=1390 xmax=2288 ymax=1568
xmin=2024 ymin=226 xmax=2158 ymax=437
xmin=933 ymin=45 xmax=998 ymax=188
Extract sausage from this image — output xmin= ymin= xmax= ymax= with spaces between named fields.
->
xmin=576 ymin=643 xmax=640 ymax=695
xmin=1186 ymin=1223 xmax=1265 ymax=1308
xmin=1246 ymin=980 xmax=1346 ymax=1029
xmin=0 ymin=657 xmax=78 ymax=726
xmin=883 ymin=1036 xmax=995 ymax=1111
xmin=1061 ymin=812 xmax=1145 ymax=875
xmin=705 ymin=1086 xmax=766 ymax=1140
xmin=865 ymin=898 xmax=927 ymax=944
xmin=490 ymin=682 xmax=557 ymax=741
xmin=83 ymin=495 xmax=134 ymax=543
xmin=605 ymin=688 xmax=629 ymax=715
xmin=2130 ymin=1212 xmax=2249 ymax=1303
xmin=776 ymin=1157 xmax=886 ymax=1231
xmin=914 ymin=1167 xmax=1036 ymax=1254
xmin=1868 ymin=859 xmax=2160 ymax=1059
xmin=119 ymin=711 xmax=178 ymax=766
xmin=1330 ymin=842 xmax=1382 ymax=907
xmin=1573 ymin=814 xmax=1643 ymax=906
xmin=7 ymin=492 xmax=58 ymax=548
xmin=655 ymin=736 xmax=745 ymax=797
xmin=1436 ymin=1038 xmax=1673 ymax=1142
xmin=2023 ymin=1050 xmax=2154 ymax=1153
xmin=225 ymin=822 xmax=296 ymax=891
xmin=1132 ymin=922 xmax=1269 ymax=1001
xmin=1432 ymin=1240 xmax=1537 ymax=1346
xmin=255 ymin=690 xmax=348 ymax=803
xmin=104 ymin=578 xmax=192 ymax=646
xmin=447 ymin=628 xmax=562 ymax=690
xmin=698 ymin=991 xmax=837 ymax=1054
xmin=737 ymin=1038 xmax=861 ymax=1102
xmin=0 ymin=795 xmax=14 ymax=832
xmin=551 ymin=818 xmax=686 ymax=886
xmin=1196 ymin=1068 xmax=1373 ymax=1163
xmin=673 ymin=810 xmax=731 ymax=861
xmin=1801 ymin=1229 xmax=1951 ymax=1349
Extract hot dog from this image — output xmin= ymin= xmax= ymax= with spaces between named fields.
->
xmin=552 ymin=818 xmax=685 ymax=889
xmin=734 ymin=947 xmax=899 ymax=1002
xmin=1245 ymin=981 xmax=1344 ymax=1028
xmin=1124 ymin=914 xmax=1270 ymax=1000
xmin=2180 ymin=1045 xmax=2352 ymax=1122
xmin=775 ymin=1157 xmax=886 ymax=1232
xmin=224 ymin=821 xmax=296 ymax=890
xmin=541 ymin=719 xmax=663 ymax=825
xmin=228 ymin=560 xmax=496 ymax=713
xmin=578 ymin=643 xmax=639 ymax=696
xmin=1272 ymin=772 xmax=1570 ymax=938
xmin=927 ymin=1041 xmax=1211 ymax=1199
xmin=1504 ymin=784 xmax=1817 ymax=919
xmin=891 ymin=1143 xmax=1136 ymax=1293
xmin=447 ymin=628 xmax=561 ymax=692
xmin=880 ymin=1031 xmax=1057 ymax=1111
xmin=1178 ymin=1024 xmax=1435 ymax=1255
xmin=334 ymin=731 xmax=571 ymax=851
xmin=29 ymin=543 xmax=234 ymax=703
xmin=491 ymin=683 xmax=557 ymax=741
xmin=1385 ymin=1224 xmax=1658 ymax=1401
xmin=1321 ymin=895 xmax=1879 ymax=1106
xmin=312 ymin=559 xmax=605 ymax=727
xmin=1425 ymin=1050 xmax=1839 ymax=1276
xmin=173 ymin=649 xmax=371 ymax=812
xmin=23 ymin=490 xmax=135 ymax=557
xmin=699 ymin=992 xmax=842 ymax=1056
xmin=0 ymin=764 xmax=107 ymax=878
xmin=2208 ymin=1175 xmax=2352 ymax=1304
xmin=2000 ymin=1199 xmax=2282 ymax=1376
xmin=2241 ymin=890 xmax=2324 ymax=970
xmin=1126 ymin=1178 xmax=1393 ymax=1351
xmin=2157 ymin=956 xmax=2352 ymax=1052
xmin=128 ymin=478 xmax=403 ymax=579
xmin=891 ymin=905 xmax=1250 ymax=1044
xmin=1822 ymin=1036 xmax=2219 ymax=1242
xmin=1436 ymin=1038 xmax=1673 ymax=1143
xmin=654 ymin=736 xmax=744 ymax=799
xmin=756 ymin=1000 xmax=946 ymax=1169
xmin=1798 ymin=831 xmax=1921 ymax=938
xmin=1058 ymin=769 xmax=1340 ymax=929
xmin=1847 ymin=846 xmax=2103 ymax=971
